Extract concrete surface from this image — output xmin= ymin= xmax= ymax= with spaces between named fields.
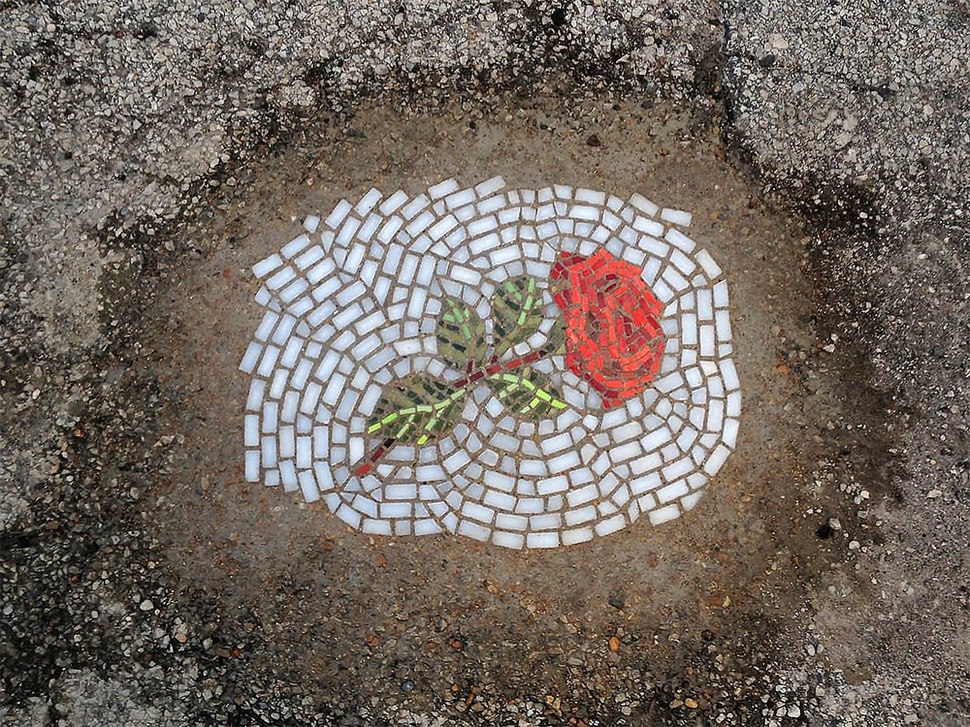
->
xmin=1 ymin=0 xmax=968 ymax=725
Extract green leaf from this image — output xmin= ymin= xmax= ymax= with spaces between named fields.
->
xmin=486 ymin=368 xmax=569 ymax=420
xmin=367 ymin=376 xmax=467 ymax=445
xmin=437 ymin=297 xmax=487 ymax=368
xmin=541 ymin=315 xmax=567 ymax=354
xmin=491 ymin=276 xmax=545 ymax=358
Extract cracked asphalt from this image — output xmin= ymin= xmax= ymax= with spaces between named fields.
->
xmin=1 ymin=1 xmax=969 ymax=725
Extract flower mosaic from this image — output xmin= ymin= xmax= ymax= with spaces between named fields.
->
xmin=239 ymin=178 xmax=741 ymax=549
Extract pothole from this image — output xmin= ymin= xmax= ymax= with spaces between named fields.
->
xmin=125 ymin=98 xmax=895 ymax=719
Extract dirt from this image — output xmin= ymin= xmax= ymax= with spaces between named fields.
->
xmin=127 ymin=97 xmax=894 ymax=720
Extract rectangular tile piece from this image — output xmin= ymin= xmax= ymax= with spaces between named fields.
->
xmin=355 ymin=188 xmax=383 ymax=216
xmin=561 ymin=527 xmax=593 ymax=545
xmin=245 ymin=451 xmax=260 ymax=482
xmin=380 ymin=190 xmax=409 ymax=215
xmin=282 ymin=234 xmax=311 ymax=259
xmin=661 ymin=208 xmax=693 ymax=226
xmin=576 ymin=188 xmax=605 ymax=205
xmin=239 ymin=342 xmax=262 ymax=374
xmin=429 ymin=179 xmax=459 ymax=199
xmin=325 ymin=200 xmax=352 ymax=229
xmin=253 ymin=254 xmax=283 ymax=278
xmin=629 ymin=193 xmax=659 ymax=217
xmin=493 ymin=531 xmax=525 ymax=549
xmin=475 ymin=177 xmax=505 ymax=196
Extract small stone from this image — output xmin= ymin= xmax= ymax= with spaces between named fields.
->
xmin=608 ymin=636 xmax=620 ymax=652
xmin=139 ymin=599 xmax=154 ymax=611
xmin=685 ymin=698 xmax=698 ymax=708
xmin=586 ymin=134 xmax=602 ymax=147
xmin=768 ymin=33 xmax=789 ymax=50
xmin=926 ymin=489 xmax=942 ymax=498
xmin=787 ymin=705 xmax=801 ymax=718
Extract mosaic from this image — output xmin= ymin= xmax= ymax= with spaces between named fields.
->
xmin=239 ymin=178 xmax=741 ymax=549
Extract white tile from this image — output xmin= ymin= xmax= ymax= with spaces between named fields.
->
xmin=299 ymin=470 xmax=320 ymax=502
xmin=355 ymin=188 xmax=383 ymax=216
xmin=713 ymin=280 xmax=730 ymax=308
xmin=379 ymin=190 xmax=409 ymax=215
xmin=661 ymin=208 xmax=692 ymax=226
xmin=632 ymin=216 xmax=665 ymax=236
xmin=254 ymin=286 xmax=273 ymax=307
xmin=376 ymin=216 xmax=404 ymax=244
xmin=664 ymin=228 xmax=696 ymax=254
xmin=629 ymin=193 xmax=659 ymax=217
xmin=446 ymin=188 xmax=476 ymax=209
xmin=325 ymin=199 xmax=352 ymax=229
xmin=526 ymin=531 xmax=559 ymax=548
xmin=282 ymin=234 xmax=311 ymax=259
xmin=239 ymin=342 xmax=262 ymax=374
xmin=401 ymin=195 xmax=429 ymax=219
xmin=722 ymin=358 xmax=740 ymax=391
xmin=252 ymin=254 xmax=283 ymax=278
xmin=358 ymin=214 xmax=381 ymax=243
xmin=561 ymin=527 xmax=593 ymax=545
xmin=246 ymin=379 xmax=265 ymax=411
xmin=595 ymin=513 xmax=627 ymax=537
xmin=695 ymin=248 xmax=722 ymax=278
xmin=245 ymin=450 xmax=260 ymax=482
xmin=493 ymin=530 xmax=525 ymax=549
xmin=458 ymin=519 xmax=491 ymax=542
xmin=429 ymin=178 xmax=459 ymax=199
xmin=648 ymin=504 xmax=680 ymax=525
xmin=475 ymin=176 xmax=505 ymax=196
xmin=716 ymin=309 xmax=732 ymax=341
xmin=463 ymin=501 xmax=495 ymax=524
xmin=266 ymin=266 xmax=296 ymax=291
xmin=294 ymin=245 xmax=325 ymax=271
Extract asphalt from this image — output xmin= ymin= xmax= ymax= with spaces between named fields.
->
xmin=1 ymin=1 xmax=969 ymax=725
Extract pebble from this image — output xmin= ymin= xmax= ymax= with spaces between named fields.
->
xmin=139 ymin=600 xmax=154 ymax=612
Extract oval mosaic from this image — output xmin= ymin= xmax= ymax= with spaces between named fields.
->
xmin=239 ymin=178 xmax=741 ymax=549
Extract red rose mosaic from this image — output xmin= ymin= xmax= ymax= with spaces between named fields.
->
xmin=552 ymin=249 xmax=666 ymax=408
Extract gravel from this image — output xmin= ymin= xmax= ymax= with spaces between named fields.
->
xmin=2 ymin=0 xmax=969 ymax=724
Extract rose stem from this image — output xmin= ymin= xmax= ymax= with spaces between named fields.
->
xmin=352 ymin=346 xmax=553 ymax=477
